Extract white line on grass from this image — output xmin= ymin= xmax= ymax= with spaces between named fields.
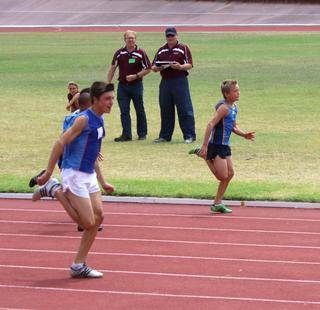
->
xmin=1 ymin=247 xmax=320 ymax=266
xmin=0 ymin=283 xmax=319 ymax=305
xmin=0 ymin=233 xmax=320 ymax=250
xmin=1 ymin=219 xmax=320 ymax=236
xmin=1 ymin=264 xmax=320 ymax=284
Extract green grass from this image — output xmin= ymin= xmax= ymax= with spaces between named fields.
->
xmin=0 ymin=32 xmax=320 ymax=202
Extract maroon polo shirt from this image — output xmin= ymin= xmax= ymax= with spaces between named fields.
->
xmin=67 ymin=93 xmax=79 ymax=113
xmin=112 ymin=46 xmax=151 ymax=84
xmin=152 ymin=42 xmax=193 ymax=79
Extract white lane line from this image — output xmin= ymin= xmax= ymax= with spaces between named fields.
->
xmin=0 ymin=232 xmax=320 ymax=250
xmin=0 ymin=308 xmax=33 ymax=310
xmin=1 ymin=208 xmax=320 ymax=222
xmin=0 ymin=283 xmax=319 ymax=305
xmin=1 ymin=264 xmax=320 ymax=284
xmin=1 ymin=10 xmax=320 ymax=17
xmin=1 ymin=24 xmax=320 ymax=28
xmin=1 ymin=247 xmax=320 ymax=266
xmin=1 ymin=219 xmax=320 ymax=236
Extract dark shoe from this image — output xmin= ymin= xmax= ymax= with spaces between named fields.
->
xmin=29 ymin=169 xmax=46 ymax=187
xmin=138 ymin=136 xmax=147 ymax=140
xmin=77 ymin=225 xmax=103 ymax=232
xmin=153 ymin=138 xmax=170 ymax=143
xmin=114 ymin=135 xmax=132 ymax=142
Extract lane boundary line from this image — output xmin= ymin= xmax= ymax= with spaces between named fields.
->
xmin=1 ymin=219 xmax=320 ymax=236
xmin=1 ymin=232 xmax=320 ymax=250
xmin=0 ymin=24 xmax=320 ymax=32
xmin=1 ymin=247 xmax=320 ymax=266
xmin=1 ymin=193 xmax=320 ymax=209
xmin=2 ymin=207 xmax=320 ymax=222
xmin=0 ymin=283 xmax=319 ymax=305
xmin=1 ymin=264 xmax=320 ymax=284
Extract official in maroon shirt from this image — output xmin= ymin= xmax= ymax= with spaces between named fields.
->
xmin=107 ymin=30 xmax=151 ymax=142
xmin=151 ymin=27 xmax=196 ymax=144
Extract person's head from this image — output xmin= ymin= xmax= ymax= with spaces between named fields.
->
xmin=165 ymin=27 xmax=178 ymax=46
xmin=67 ymin=81 xmax=79 ymax=95
xmin=90 ymin=82 xmax=115 ymax=115
xmin=221 ymin=80 xmax=240 ymax=103
xmin=124 ymin=30 xmax=137 ymax=49
xmin=78 ymin=88 xmax=92 ymax=112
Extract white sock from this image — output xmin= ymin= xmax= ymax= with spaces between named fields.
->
xmin=71 ymin=263 xmax=84 ymax=270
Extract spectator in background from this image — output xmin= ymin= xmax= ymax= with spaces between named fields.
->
xmin=152 ymin=27 xmax=196 ymax=144
xmin=107 ymin=30 xmax=151 ymax=142
xmin=66 ymin=81 xmax=80 ymax=113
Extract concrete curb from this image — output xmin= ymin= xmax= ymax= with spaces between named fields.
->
xmin=0 ymin=193 xmax=320 ymax=209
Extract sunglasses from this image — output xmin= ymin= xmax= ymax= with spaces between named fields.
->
xmin=166 ymin=34 xmax=175 ymax=38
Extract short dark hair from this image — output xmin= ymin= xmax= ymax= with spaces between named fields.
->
xmin=78 ymin=92 xmax=91 ymax=110
xmin=90 ymin=82 xmax=114 ymax=102
xmin=80 ymin=87 xmax=90 ymax=95
xmin=221 ymin=80 xmax=238 ymax=99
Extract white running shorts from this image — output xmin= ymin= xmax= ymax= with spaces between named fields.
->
xmin=61 ymin=168 xmax=100 ymax=198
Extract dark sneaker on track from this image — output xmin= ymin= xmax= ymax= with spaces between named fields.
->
xmin=77 ymin=225 xmax=103 ymax=232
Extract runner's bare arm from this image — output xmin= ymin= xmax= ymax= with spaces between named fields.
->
xmin=200 ymin=105 xmax=229 ymax=158
xmin=107 ymin=65 xmax=117 ymax=83
xmin=94 ymin=160 xmax=115 ymax=194
xmin=233 ymin=121 xmax=255 ymax=140
xmin=66 ymin=92 xmax=80 ymax=110
xmin=37 ymin=116 xmax=88 ymax=185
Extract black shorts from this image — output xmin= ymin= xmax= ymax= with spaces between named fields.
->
xmin=206 ymin=144 xmax=232 ymax=160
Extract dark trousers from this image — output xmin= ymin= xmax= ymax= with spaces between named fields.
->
xmin=117 ymin=81 xmax=147 ymax=139
xmin=159 ymin=76 xmax=196 ymax=141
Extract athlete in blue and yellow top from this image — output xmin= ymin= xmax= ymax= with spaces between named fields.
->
xmin=189 ymin=80 xmax=255 ymax=213
xmin=36 ymin=82 xmax=115 ymax=279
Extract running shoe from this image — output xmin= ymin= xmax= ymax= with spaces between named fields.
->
xmin=77 ymin=225 xmax=103 ymax=232
xmin=70 ymin=264 xmax=103 ymax=278
xmin=29 ymin=170 xmax=46 ymax=187
xmin=211 ymin=204 xmax=232 ymax=213
xmin=188 ymin=147 xmax=201 ymax=155
xmin=32 ymin=178 xmax=61 ymax=201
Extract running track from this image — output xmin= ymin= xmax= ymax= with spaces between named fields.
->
xmin=1 ymin=199 xmax=320 ymax=309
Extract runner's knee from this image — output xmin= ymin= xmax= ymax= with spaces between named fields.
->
xmin=81 ymin=217 xmax=96 ymax=230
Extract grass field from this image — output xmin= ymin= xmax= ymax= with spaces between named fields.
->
xmin=0 ymin=32 xmax=319 ymax=201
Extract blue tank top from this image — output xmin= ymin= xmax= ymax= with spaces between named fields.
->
xmin=209 ymin=99 xmax=238 ymax=146
xmin=61 ymin=108 xmax=105 ymax=173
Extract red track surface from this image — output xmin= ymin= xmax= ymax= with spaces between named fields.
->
xmin=1 ymin=25 xmax=320 ymax=32
xmin=1 ymin=199 xmax=320 ymax=309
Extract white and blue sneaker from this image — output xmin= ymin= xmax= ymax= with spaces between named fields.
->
xmin=32 ymin=177 xmax=61 ymax=201
xmin=70 ymin=263 xmax=103 ymax=278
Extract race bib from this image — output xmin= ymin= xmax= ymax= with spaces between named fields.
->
xmin=97 ymin=127 xmax=104 ymax=139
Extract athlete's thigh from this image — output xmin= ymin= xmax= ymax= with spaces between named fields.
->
xmin=89 ymin=191 xmax=103 ymax=218
xmin=226 ymin=156 xmax=234 ymax=176
xmin=213 ymin=156 xmax=229 ymax=180
xmin=206 ymin=159 xmax=217 ymax=175
xmin=65 ymin=190 xmax=95 ymax=224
